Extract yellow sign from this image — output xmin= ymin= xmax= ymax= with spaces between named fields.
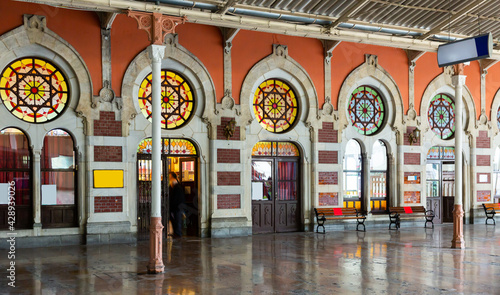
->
xmin=93 ymin=170 xmax=124 ymax=188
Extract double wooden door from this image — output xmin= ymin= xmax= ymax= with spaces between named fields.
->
xmin=251 ymin=158 xmax=301 ymax=234
xmin=426 ymin=161 xmax=455 ymax=223
xmin=137 ymin=155 xmax=198 ymax=240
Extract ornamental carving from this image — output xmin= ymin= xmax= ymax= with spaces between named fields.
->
xmin=128 ymin=11 xmax=186 ymax=45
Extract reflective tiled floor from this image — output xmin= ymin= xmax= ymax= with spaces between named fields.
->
xmin=1 ymin=224 xmax=500 ymax=294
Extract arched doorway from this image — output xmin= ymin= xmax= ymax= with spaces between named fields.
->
xmin=251 ymin=141 xmax=301 ymax=234
xmin=343 ymin=140 xmax=363 ymax=210
xmin=426 ymin=146 xmax=455 ymax=223
xmin=41 ymin=129 xmax=78 ymax=228
xmin=137 ymin=138 xmax=198 ymax=239
xmin=0 ymin=128 xmax=32 ymax=229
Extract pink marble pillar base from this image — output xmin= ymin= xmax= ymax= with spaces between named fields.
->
xmin=451 ymin=204 xmax=465 ymax=249
xmin=147 ymin=217 xmax=165 ymax=273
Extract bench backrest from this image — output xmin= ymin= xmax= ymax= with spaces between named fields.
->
xmin=482 ymin=203 xmax=500 ymax=211
xmin=315 ymin=208 xmax=359 ymax=216
xmin=389 ymin=206 xmax=426 ymax=214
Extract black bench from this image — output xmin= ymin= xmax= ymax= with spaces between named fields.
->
xmin=482 ymin=203 xmax=500 ymax=225
xmin=388 ymin=206 xmax=434 ymax=230
xmin=314 ymin=208 xmax=366 ymax=233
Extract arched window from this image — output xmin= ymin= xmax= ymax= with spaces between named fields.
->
xmin=494 ymin=147 xmax=500 ymax=203
xmin=348 ymin=85 xmax=385 ymax=135
xmin=370 ymin=141 xmax=388 ymax=213
xmin=138 ymin=70 xmax=195 ymax=129
xmin=41 ymin=129 xmax=77 ymax=228
xmin=0 ymin=57 xmax=69 ymax=123
xmin=428 ymin=93 xmax=455 ymax=139
xmin=253 ymin=79 xmax=299 ymax=133
xmin=343 ymin=140 xmax=363 ymax=209
xmin=0 ymin=128 xmax=32 ymax=229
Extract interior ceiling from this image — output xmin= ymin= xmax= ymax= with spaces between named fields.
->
xmin=147 ymin=0 xmax=500 ymax=43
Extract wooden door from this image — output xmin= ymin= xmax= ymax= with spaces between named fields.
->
xmin=426 ymin=161 xmax=442 ymax=224
xmin=442 ymin=162 xmax=455 ymax=222
xmin=179 ymin=157 xmax=198 ymax=236
xmin=252 ymin=158 xmax=301 ymax=233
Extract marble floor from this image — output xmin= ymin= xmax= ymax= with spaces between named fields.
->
xmin=1 ymin=224 xmax=500 ymax=294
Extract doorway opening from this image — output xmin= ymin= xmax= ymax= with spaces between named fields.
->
xmin=426 ymin=146 xmax=455 ymax=223
xmin=137 ymin=138 xmax=198 ymax=240
xmin=251 ymin=141 xmax=301 ymax=234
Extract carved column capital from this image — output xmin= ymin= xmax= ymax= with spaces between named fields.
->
xmin=147 ymin=45 xmax=166 ymax=63
xmin=128 ymin=10 xmax=186 ymax=45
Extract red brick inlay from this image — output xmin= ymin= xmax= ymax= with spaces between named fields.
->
xmin=94 ymin=196 xmax=123 ymax=213
xmin=217 ymin=194 xmax=241 ymax=209
xmin=217 ymin=172 xmax=240 ymax=186
xmin=94 ymin=146 xmax=122 ymax=162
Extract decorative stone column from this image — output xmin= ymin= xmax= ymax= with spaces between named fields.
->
xmin=32 ymin=149 xmax=42 ymax=232
xmin=148 ymin=44 xmax=166 ymax=273
xmin=452 ymin=64 xmax=466 ymax=249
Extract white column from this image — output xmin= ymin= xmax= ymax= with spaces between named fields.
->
xmin=149 ymin=45 xmax=165 ymax=218
xmin=33 ymin=150 xmax=42 ymax=232
xmin=453 ymin=74 xmax=466 ymax=206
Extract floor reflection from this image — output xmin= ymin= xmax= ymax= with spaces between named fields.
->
xmin=0 ymin=224 xmax=499 ymax=294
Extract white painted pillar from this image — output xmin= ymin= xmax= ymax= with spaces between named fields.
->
xmin=33 ymin=150 xmax=42 ymax=233
xmin=149 ymin=45 xmax=165 ymax=219
xmin=451 ymin=69 xmax=466 ymax=249
xmin=147 ymin=44 xmax=166 ymax=273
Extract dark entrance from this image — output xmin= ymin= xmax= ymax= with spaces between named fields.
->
xmin=251 ymin=142 xmax=301 ymax=234
xmin=137 ymin=138 xmax=198 ymax=240
xmin=426 ymin=147 xmax=455 ymax=224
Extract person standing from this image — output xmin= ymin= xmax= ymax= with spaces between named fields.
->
xmin=168 ymin=172 xmax=185 ymax=238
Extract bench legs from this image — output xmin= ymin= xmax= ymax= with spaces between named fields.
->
xmin=316 ymin=217 xmax=326 ymax=234
xmin=356 ymin=218 xmax=366 ymax=232
xmin=389 ymin=214 xmax=400 ymax=230
xmin=485 ymin=213 xmax=496 ymax=225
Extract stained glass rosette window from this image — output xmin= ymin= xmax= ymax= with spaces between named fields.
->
xmin=428 ymin=94 xmax=455 ymax=139
xmin=348 ymin=86 xmax=385 ymax=135
xmin=138 ymin=70 xmax=194 ymax=129
xmin=0 ymin=57 xmax=69 ymax=123
xmin=253 ymin=79 xmax=298 ymax=133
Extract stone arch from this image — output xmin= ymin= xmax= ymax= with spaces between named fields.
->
xmin=0 ymin=14 xmax=90 ymax=151
xmin=240 ymin=44 xmax=319 ymax=127
xmin=490 ymin=88 xmax=500 ymax=134
xmin=337 ymin=54 xmax=404 ymax=132
xmin=419 ymin=71 xmax=476 ymax=135
xmin=121 ymin=34 xmax=216 ymax=134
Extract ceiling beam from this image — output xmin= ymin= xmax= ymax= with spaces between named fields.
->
xmin=217 ymin=0 xmax=238 ymax=15
xmin=328 ymin=0 xmax=371 ymax=29
xmin=418 ymin=0 xmax=488 ymax=40
xmin=12 ymin=0 xmax=500 ymax=60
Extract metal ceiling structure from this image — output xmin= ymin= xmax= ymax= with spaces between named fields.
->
xmin=16 ymin=0 xmax=500 ymax=56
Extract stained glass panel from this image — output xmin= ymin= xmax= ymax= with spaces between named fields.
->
xmin=253 ymin=79 xmax=298 ymax=133
xmin=137 ymin=138 xmax=196 ymax=155
xmin=426 ymin=146 xmax=455 ymax=160
xmin=427 ymin=146 xmax=441 ymax=159
xmin=0 ymin=57 xmax=69 ymax=123
xmin=169 ymin=139 xmax=196 ymax=155
xmin=497 ymin=106 xmax=500 ymax=130
xmin=138 ymin=70 xmax=195 ymax=129
xmin=251 ymin=141 xmax=273 ymax=156
xmin=428 ymin=94 xmax=455 ymax=139
xmin=252 ymin=141 xmax=299 ymax=157
xmin=277 ymin=142 xmax=300 ymax=157
xmin=348 ymin=85 xmax=385 ymax=135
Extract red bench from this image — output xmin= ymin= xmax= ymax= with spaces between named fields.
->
xmin=482 ymin=203 xmax=500 ymax=225
xmin=388 ymin=206 xmax=435 ymax=230
xmin=314 ymin=208 xmax=366 ymax=233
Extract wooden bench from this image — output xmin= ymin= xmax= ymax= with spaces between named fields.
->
xmin=314 ymin=208 xmax=366 ymax=233
xmin=388 ymin=206 xmax=434 ymax=230
xmin=482 ymin=203 xmax=500 ymax=225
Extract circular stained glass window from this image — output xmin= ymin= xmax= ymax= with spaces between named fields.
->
xmin=253 ymin=79 xmax=298 ymax=133
xmin=428 ymin=93 xmax=455 ymax=139
xmin=138 ymin=70 xmax=195 ymax=129
xmin=0 ymin=57 xmax=69 ymax=123
xmin=348 ymin=85 xmax=385 ymax=135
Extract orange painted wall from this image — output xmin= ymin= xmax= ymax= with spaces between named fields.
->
xmin=464 ymin=61 xmax=481 ymax=119
xmin=330 ymin=42 xmax=409 ymax=112
xmin=486 ymin=63 xmax=500 ymax=120
xmin=232 ymin=30 xmax=324 ymax=105
xmin=0 ymin=0 xmax=102 ymax=96
xmin=414 ymin=52 xmax=442 ymax=115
